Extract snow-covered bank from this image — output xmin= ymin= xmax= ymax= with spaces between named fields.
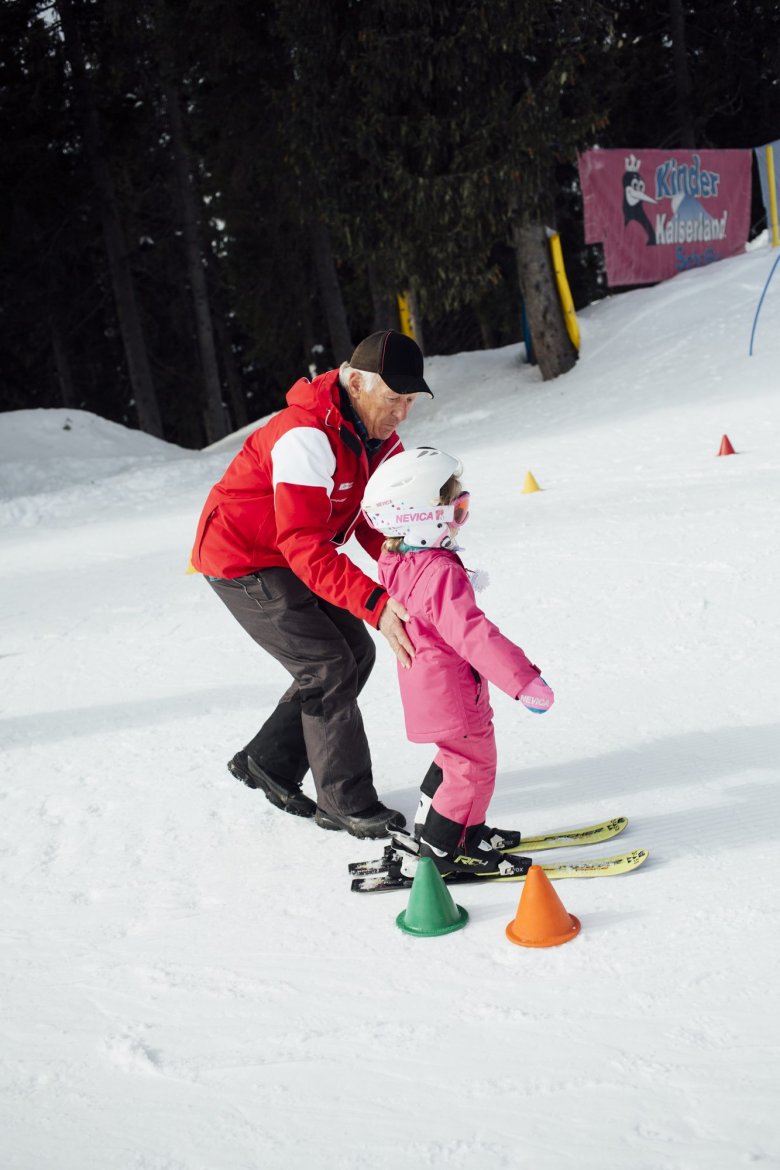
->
xmin=2 ymin=244 xmax=779 ymax=1169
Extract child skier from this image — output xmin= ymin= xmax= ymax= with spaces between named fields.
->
xmin=361 ymin=447 xmax=554 ymax=878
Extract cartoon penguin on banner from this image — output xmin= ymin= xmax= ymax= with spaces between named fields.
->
xmin=622 ymin=154 xmax=657 ymax=245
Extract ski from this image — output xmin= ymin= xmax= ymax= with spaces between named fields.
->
xmin=351 ymin=847 xmax=649 ymax=893
xmin=348 ymin=815 xmax=629 ymax=877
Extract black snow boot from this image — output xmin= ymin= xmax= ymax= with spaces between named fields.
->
xmin=228 ymin=752 xmax=317 ymax=818
xmin=314 ymin=801 xmax=406 ymax=839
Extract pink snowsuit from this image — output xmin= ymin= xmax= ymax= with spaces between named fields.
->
xmin=377 ymin=547 xmax=540 ymax=834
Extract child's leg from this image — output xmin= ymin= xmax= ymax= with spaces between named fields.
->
xmin=413 ymin=760 xmax=443 ymax=838
xmin=421 ymin=726 xmax=497 ymax=851
xmin=419 ymin=726 xmax=530 ymax=877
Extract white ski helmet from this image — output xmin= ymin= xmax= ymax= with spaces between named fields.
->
xmin=362 ymin=447 xmax=463 ymax=549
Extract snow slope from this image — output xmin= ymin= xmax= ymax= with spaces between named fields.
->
xmin=2 ymin=243 xmax=779 ymax=1170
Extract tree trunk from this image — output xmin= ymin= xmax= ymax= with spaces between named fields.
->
xmin=474 ymin=304 xmax=499 ymax=350
xmin=213 ymin=310 xmax=250 ymax=431
xmin=309 ymin=217 xmax=353 ymax=363
xmin=513 ymin=217 xmax=577 ymax=381
xmin=367 ymin=262 xmax=399 ymax=333
xmin=300 ymin=291 xmax=320 ymax=376
xmin=669 ymin=0 xmax=696 ymax=148
xmin=164 ymin=80 xmax=228 ymax=442
xmin=56 ymin=0 xmax=163 ymax=438
xmin=404 ymin=285 xmax=425 ymax=354
xmin=51 ymin=318 xmax=78 ymax=408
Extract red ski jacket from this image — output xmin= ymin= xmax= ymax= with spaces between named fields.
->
xmin=190 ymin=370 xmax=402 ymax=627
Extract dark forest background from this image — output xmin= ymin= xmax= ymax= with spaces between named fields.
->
xmin=1 ymin=0 xmax=778 ymax=448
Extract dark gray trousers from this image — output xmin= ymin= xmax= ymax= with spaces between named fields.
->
xmin=207 ymin=568 xmax=378 ymax=815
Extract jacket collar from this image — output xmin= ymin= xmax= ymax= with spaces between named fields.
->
xmin=338 ymin=383 xmax=383 ymax=457
xmin=285 ymin=367 xmax=396 ymax=462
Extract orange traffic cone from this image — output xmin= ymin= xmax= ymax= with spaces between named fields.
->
xmin=717 ymin=434 xmax=735 ymax=456
xmin=522 ymin=470 xmax=541 ymax=494
xmin=505 ymin=865 xmax=581 ymax=948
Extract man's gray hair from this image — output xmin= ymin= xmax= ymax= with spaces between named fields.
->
xmin=340 ymin=363 xmax=382 ymax=393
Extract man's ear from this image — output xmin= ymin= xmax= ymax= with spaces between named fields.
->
xmin=344 ymin=371 xmax=361 ymax=401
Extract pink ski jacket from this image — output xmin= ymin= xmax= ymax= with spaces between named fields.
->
xmin=377 ymin=547 xmax=540 ymax=743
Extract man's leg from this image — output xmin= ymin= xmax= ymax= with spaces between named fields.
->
xmin=207 ymin=569 xmax=379 ymax=815
xmin=240 ymin=596 xmax=376 ymax=789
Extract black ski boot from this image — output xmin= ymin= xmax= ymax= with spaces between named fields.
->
xmin=419 ymin=836 xmax=531 ymax=877
xmin=467 ymin=822 xmax=524 ymax=851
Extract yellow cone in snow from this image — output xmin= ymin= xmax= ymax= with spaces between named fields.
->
xmin=522 ymin=471 xmax=541 ymax=494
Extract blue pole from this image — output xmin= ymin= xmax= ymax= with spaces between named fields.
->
xmin=749 ymin=253 xmax=780 ymax=356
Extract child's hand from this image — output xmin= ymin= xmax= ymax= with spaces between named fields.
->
xmin=520 ymin=676 xmax=554 ymax=713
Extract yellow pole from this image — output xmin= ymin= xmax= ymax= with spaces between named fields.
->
xmin=767 ymin=144 xmax=779 ymax=248
xmin=396 ymin=293 xmax=416 ymax=339
xmin=548 ymin=231 xmax=580 ymax=351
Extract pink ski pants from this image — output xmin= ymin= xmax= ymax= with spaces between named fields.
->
xmin=430 ymin=724 xmax=498 ymax=828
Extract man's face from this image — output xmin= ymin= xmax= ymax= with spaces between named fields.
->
xmin=348 ymin=376 xmax=417 ymax=440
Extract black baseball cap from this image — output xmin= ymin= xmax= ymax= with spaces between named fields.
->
xmin=349 ymin=330 xmax=433 ymax=397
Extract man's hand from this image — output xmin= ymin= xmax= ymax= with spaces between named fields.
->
xmin=378 ymin=597 xmax=415 ymax=669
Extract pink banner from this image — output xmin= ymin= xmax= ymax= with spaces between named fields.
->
xmin=578 ymin=149 xmax=752 ymax=286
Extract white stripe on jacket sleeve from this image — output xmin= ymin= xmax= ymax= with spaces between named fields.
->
xmin=271 ymin=427 xmax=336 ymax=493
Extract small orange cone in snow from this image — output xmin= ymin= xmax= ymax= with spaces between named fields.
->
xmin=505 ymin=865 xmax=581 ymax=948
xmin=522 ymin=470 xmax=541 ymax=493
xmin=718 ymin=434 xmax=736 ymax=456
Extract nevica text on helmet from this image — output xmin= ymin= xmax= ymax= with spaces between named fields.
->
xmin=394 ymin=508 xmax=448 ymax=525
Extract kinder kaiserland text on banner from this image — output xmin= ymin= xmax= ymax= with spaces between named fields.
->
xmin=578 ymin=148 xmax=752 ymax=286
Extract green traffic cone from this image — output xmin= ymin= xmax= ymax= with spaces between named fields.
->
xmin=396 ymin=856 xmax=469 ymax=937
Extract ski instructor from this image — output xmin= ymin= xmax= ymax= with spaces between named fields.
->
xmin=190 ymin=330 xmax=432 ymax=839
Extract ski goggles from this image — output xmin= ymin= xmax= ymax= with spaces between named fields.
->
xmin=450 ymin=491 xmax=470 ymax=526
